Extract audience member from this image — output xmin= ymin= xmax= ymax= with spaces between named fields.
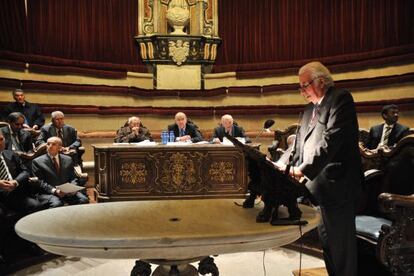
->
xmin=0 ymin=131 xmax=43 ymax=215
xmin=365 ymin=104 xmax=410 ymax=150
xmin=32 ymin=137 xmax=89 ymax=208
xmin=114 ymin=116 xmax=153 ymax=143
xmin=168 ymin=112 xmax=203 ymax=143
xmin=1 ymin=112 xmax=33 ymax=153
xmin=1 ymin=89 xmax=45 ymax=130
xmin=35 ymin=111 xmax=82 ymax=165
xmin=211 ymin=114 xmax=251 ymax=143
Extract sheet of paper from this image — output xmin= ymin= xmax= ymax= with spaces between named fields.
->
xmin=56 ymin=183 xmax=85 ymax=194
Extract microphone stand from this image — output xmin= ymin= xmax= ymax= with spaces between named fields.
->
xmin=284 ymin=113 xmax=302 ymax=176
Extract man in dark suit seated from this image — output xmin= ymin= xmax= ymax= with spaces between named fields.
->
xmin=0 ymin=131 xmax=43 ymax=215
xmin=35 ymin=111 xmax=82 ymax=165
xmin=32 ymin=137 xmax=89 ymax=208
xmin=211 ymin=114 xmax=251 ymax=144
xmin=1 ymin=112 xmax=33 ymax=154
xmin=365 ymin=104 xmax=410 ymax=150
xmin=168 ymin=112 xmax=203 ymax=143
xmin=0 ymin=89 xmax=45 ymax=131
xmin=114 ymin=116 xmax=153 ymax=143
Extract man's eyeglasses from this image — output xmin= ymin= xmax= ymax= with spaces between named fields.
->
xmin=298 ymin=78 xmax=317 ymax=93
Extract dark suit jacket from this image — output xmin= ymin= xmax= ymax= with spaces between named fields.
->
xmin=35 ymin=123 xmax=81 ymax=149
xmin=114 ymin=126 xmax=153 ymax=143
xmin=167 ymin=122 xmax=203 ymax=143
xmin=0 ymin=127 xmax=33 ymax=152
xmin=0 ymin=150 xmax=30 ymax=198
xmin=1 ymin=101 xmax=45 ymax=128
xmin=293 ymin=87 xmax=362 ymax=207
xmin=212 ymin=124 xmax=251 ymax=143
xmin=32 ymin=153 xmax=78 ymax=194
xmin=365 ymin=122 xmax=410 ymax=149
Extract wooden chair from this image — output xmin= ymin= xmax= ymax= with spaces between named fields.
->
xmin=268 ymin=124 xmax=299 ymax=161
xmin=355 ymin=134 xmax=414 ymax=275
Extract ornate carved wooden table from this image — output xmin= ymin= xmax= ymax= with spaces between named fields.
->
xmin=15 ymin=199 xmax=320 ymax=275
xmin=93 ymin=144 xmax=248 ymax=202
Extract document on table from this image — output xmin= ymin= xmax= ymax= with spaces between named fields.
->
xmin=56 ymin=183 xmax=85 ymax=194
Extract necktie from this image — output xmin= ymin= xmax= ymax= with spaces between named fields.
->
xmin=383 ymin=126 xmax=392 ymax=146
xmin=57 ymin=129 xmax=63 ymax=139
xmin=11 ymin=133 xmax=21 ymax=151
xmin=309 ymin=104 xmax=320 ymax=127
xmin=0 ymin=156 xmax=12 ymax=181
xmin=52 ymin=156 xmax=60 ymax=174
xmin=180 ymin=129 xmax=185 ymax=137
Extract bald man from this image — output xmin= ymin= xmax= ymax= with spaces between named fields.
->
xmin=167 ymin=112 xmax=203 ymax=143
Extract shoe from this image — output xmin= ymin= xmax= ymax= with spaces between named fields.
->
xmin=256 ymin=205 xmax=273 ymax=223
xmin=242 ymin=195 xmax=256 ymax=208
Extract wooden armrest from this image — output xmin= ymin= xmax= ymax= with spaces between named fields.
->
xmin=378 ymin=193 xmax=414 ymax=213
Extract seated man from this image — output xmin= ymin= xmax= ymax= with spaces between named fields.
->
xmin=35 ymin=111 xmax=82 ymax=165
xmin=114 ymin=116 xmax=153 ymax=143
xmin=0 ymin=131 xmax=43 ymax=215
xmin=168 ymin=112 xmax=203 ymax=143
xmin=211 ymin=114 xmax=251 ymax=144
xmin=0 ymin=89 xmax=45 ymax=131
xmin=32 ymin=137 xmax=89 ymax=208
xmin=365 ymin=104 xmax=410 ymax=150
xmin=1 ymin=112 xmax=33 ymax=153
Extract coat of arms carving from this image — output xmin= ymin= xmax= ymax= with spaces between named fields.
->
xmin=169 ymin=40 xmax=190 ymax=65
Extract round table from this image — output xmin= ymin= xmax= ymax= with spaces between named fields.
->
xmin=15 ymin=199 xmax=320 ymax=275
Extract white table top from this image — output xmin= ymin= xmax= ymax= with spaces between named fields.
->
xmin=15 ymin=199 xmax=320 ymax=260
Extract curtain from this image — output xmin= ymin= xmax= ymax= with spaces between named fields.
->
xmin=26 ymin=0 xmax=142 ymax=68
xmin=0 ymin=0 xmax=28 ymax=53
xmin=215 ymin=0 xmax=414 ymax=72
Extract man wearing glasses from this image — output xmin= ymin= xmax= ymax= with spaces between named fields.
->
xmin=276 ymin=61 xmax=362 ymax=276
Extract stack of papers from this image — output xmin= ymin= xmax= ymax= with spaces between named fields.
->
xmin=56 ymin=183 xmax=85 ymax=194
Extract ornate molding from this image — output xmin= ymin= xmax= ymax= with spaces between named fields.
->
xmin=209 ymin=161 xmax=234 ymax=183
xmin=119 ymin=161 xmax=147 ymax=185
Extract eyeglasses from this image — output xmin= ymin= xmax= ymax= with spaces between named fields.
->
xmin=298 ymin=78 xmax=317 ymax=93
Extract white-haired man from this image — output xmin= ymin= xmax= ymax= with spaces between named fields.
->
xmin=35 ymin=111 xmax=81 ymax=165
xmin=211 ymin=114 xmax=251 ymax=144
xmin=114 ymin=116 xmax=153 ymax=143
xmin=276 ymin=61 xmax=362 ymax=276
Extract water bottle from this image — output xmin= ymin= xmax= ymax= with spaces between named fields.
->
xmin=169 ymin=131 xmax=175 ymax=143
xmin=161 ymin=130 xmax=168 ymax=144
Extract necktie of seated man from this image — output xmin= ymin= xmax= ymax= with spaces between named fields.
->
xmin=180 ymin=129 xmax=185 ymax=137
xmin=0 ymin=157 xmax=12 ymax=181
xmin=383 ymin=126 xmax=392 ymax=146
xmin=52 ymin=156 xmax=60 ymax=174
xmin=57 ymin=129 xmax=63 ymax=140
xmin=11 ymin=133 xmax=21 ymax=151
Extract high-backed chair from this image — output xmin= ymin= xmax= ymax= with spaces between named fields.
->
xmin=268 ymin=124 xmax=299 ymax=161
xmin=356 ymin=134 xmax=414 ymax=275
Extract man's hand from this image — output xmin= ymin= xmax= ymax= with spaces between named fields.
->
xmin=178 ymin=135 xmax=191 ymax=142
xmin=54 ymin=189 xmax=66 ymax=198
xmin=212 ymin=138 xmax=221 ymax=144
xmin=0 ymin=180 xmax=17 ymax=192
xmin=289 ymin=167 xmax=304 ymax=181
xmin=131 ymin=126 xmax=140 ymax=134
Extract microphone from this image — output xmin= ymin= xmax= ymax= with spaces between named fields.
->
xmin=254 ymin=119 xmax=275 ymax=143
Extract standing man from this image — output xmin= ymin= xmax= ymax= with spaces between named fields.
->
xmin=1 ymin=89 xmax=45 ymax=130
xmin=365 ymin=104 xmax=410 ymax=150
xmin=36 ymin=111 xmax=82 ymax=165
xmin=168 ymin=112 xmax=203 ymax=143
xmin=277 ymin=61 xmax=362 ymax=276
xmin=114 ymin=116 xmax=153 ymax=143
xmin=211 ymin=114 xmax=251 ymax=144
xmin=32 ymin=137 xmax=89 ymax=207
